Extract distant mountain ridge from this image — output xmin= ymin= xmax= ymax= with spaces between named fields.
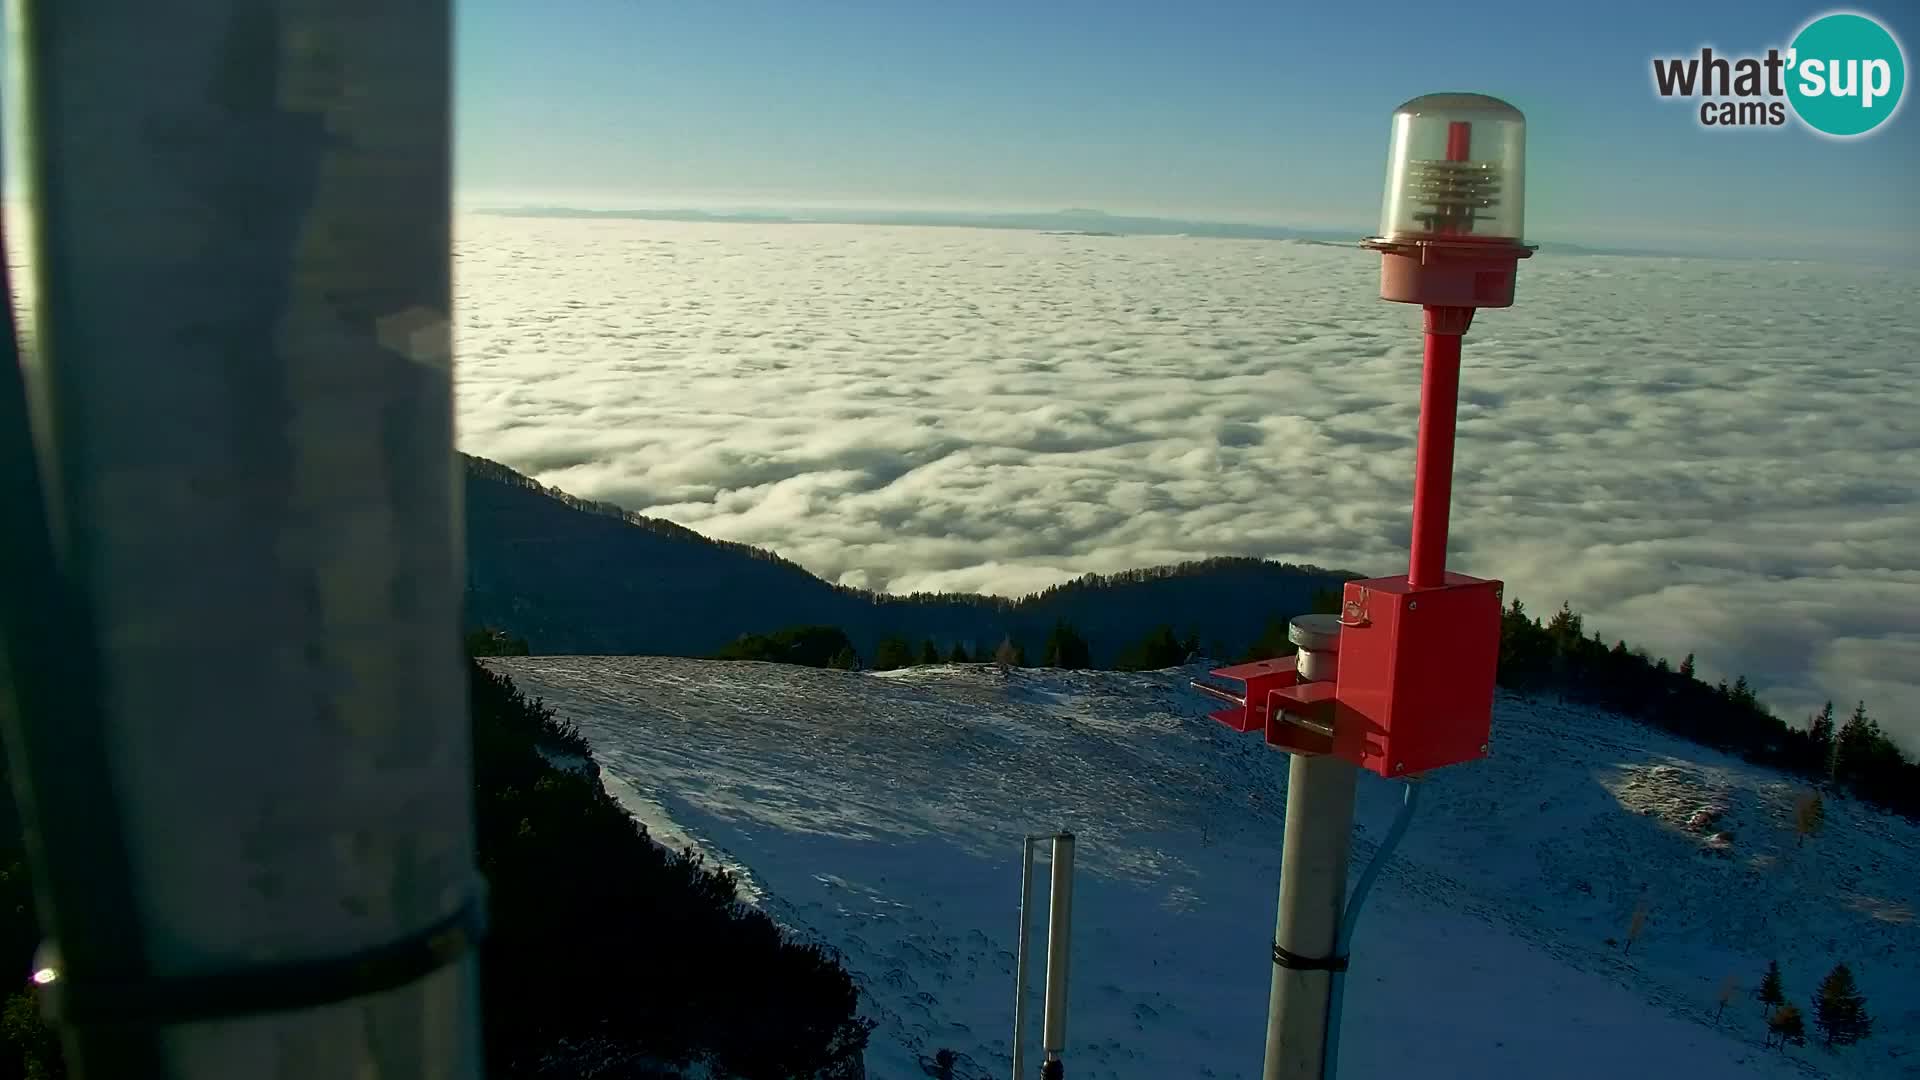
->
xmin=474 ymin=205 xmax=1697 ymax=258
xmin=462 ymin=453 xmax=1357 ymax=662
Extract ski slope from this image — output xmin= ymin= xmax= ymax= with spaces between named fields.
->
xmin=485 ymin=657 xmax=1917 ymax=1079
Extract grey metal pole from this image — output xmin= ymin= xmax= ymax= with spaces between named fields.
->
xmin=1263 ymin=616 xmax=1355 ymax=1080
xmin=1011 ymin=835 xmax=1038 ymax=1080
xmin=6 ymin=2 xmax=481 ymax=1078
xmin=1040 ymin=833 xmax=1075 ymax=1080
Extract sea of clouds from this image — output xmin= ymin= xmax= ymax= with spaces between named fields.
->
xmin=470 ymin=215 xmax=1906 ymax=746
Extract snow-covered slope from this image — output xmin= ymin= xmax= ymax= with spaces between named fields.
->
xmin=485 ymin=657 xmax=1917 ymax=1080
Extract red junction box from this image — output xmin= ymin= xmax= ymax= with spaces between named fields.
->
xmin=1333 ymin=572 xmax=1503 ymax=776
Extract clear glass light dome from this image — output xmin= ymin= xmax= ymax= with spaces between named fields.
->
xmin=1377 ymin=93 xmax=1526 ymax=243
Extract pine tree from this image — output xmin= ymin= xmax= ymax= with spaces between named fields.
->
xmin=1832 ymin=703 xmax=1877 ymax=786
xmin=1809 ymin=701 xmax=1836 ymax=753
xmin=1814 ymin=963 xmax=1872 ymax=1047
xmin=829 ymin=646 xmax=858 ymax=671
xmin=1758 ymin=959 xmax=1785 ymax=1016
xmin=947 ymin=642 xmax=971 ymax=664
xmin=1116 ymin=625 xmax=1187 ymax=671
xmin=1546 ymin=603 xmax=1584 ymax=653
xmin=1730 ymin=675 xmax=1756 ymax=710
xmin=873 ymin=636 xmax=914 ymax=671
xmin=918 ymin=639 xmax=940 ymax=666
xmin=1308 ymin=586 xmax=1344 ymax=615
xmin=1042 ymin=620 xmax=1091 ymax=670
xmin=1766 ymin=1003 xmax=1805 ymax=1050
xmin=1678 ymin=653 xmax=1696 ymax=680
xmin=1239 ymin=618 xmax=1294 ymax=662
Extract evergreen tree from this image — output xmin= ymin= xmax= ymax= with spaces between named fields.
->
xmin=1814 ymin=963 xmax=1872 ymax=1047
xmin=716 ymin=624 xmax=857 ymax=668
xmin=1831 ymin=701 xmax=1882 ymax=785
xmin=1809 ymin=701 xmax=1836 ymax=753
xmin=1238 ymin=618 xmax=1294 ymax=662
xmin=1758 ymin=959 xmax=1785 ymax=1015
xmin=1766 ymin=1003 xmax=1805 ymax=1050
xmin=918 ymin=639 xmax=941 ymax=666
xmin=829 ymin=646 xmax=858 ymax=671
xmin=1731 ymin=675 xmax=1756 ymax=710
xmin=1678 ymin=653 xmax=1696 ymax=680
xmin=946 ymin=642 xmax=971 ymax=664
xmin=1546 ymin=602 xmax=1584 ymax=650
xmin=1042 ymin=620 xmax=1091 ymax=670
xmin=1116 ymin=625 xmax=1188 ymax=671
xmin=873 ymin=635 xmax=914 ymax=671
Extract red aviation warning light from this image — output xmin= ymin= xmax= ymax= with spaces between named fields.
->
xmin=1368 ymin=93 xmax=1532 ymax=309
xmin=1199 ymin=93 xmax=1534 ymax=778
xmin=1185 ymin=94 xmax=1541 ymax=1079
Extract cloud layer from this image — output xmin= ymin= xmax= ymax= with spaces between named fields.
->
xmin=454 ymin=215 xmax=1920 ymax=746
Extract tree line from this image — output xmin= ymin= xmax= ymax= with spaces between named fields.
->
xmin=714 ymin=621 xmax=1204 ymax=675
xmin=715 ymin=590 xmax=1917 ymax=822
xmin=1496 ymin=599 xmax=1916 ymax=820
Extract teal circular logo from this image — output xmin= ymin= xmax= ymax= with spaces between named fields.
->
xmin=1787 ymin=12 xmax=1906 ymax=137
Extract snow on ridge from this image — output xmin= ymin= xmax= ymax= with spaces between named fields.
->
xmin=487 ymin=656 xmax=1916 ymax=1080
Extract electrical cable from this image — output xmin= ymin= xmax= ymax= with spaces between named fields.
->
xmin=1322 ymin=779 xmax=1422 ymax=1080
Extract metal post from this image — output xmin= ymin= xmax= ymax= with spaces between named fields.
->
xmin=4 ymin=1 xmax=481 ymax=1077
xmin=1408 ymin=309 xmax=1470 ymax=589
xmin=1040 ymin=833 xmax=1075 ymax=1080
xmin=1263 ymin=617 xmax=1356 ymax=1080
xmin=1011 ymin=835 xmax=1038 ymax=1080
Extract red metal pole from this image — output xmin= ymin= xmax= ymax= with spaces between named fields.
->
xmin=1409 ymin=306 xmax=1471 ymax=588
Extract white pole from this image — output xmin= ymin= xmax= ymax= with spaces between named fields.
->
xmin=1011 ymin=835 xmax=1038 ymax=1080
xmin=1263 ymin=615 xmax=1355 ymax=1080
xmin=6 ymin=1 xmax=481 ymax=1076
xmin=1040 ymin=832 xmax=1075 ymax=1079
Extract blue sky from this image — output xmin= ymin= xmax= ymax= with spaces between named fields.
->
xmin=451 ymin=0 xmax=1920 ymax=259
xmin=3 ymin=1 xmax=1916 ymax=260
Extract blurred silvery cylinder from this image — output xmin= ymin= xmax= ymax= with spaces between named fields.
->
xmin=9 ymin=0 xmax=480 ymax=1076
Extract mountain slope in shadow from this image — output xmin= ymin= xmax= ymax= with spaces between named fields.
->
xmin=463 ymin=453 xmax=1358 ymax=662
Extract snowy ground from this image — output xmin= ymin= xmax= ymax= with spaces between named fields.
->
xmin=487 ymin=657 xmax=1917 ymax=1080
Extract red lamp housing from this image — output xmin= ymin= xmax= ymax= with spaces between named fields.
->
xmin=1361 ymin=93 xmax=1534 ymax=310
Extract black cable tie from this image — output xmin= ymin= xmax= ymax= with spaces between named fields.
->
xmin=1273 ymin=942 xmax=1348 ymax=972
xmin=39 ymin=883 xmax=488 ymax=1027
